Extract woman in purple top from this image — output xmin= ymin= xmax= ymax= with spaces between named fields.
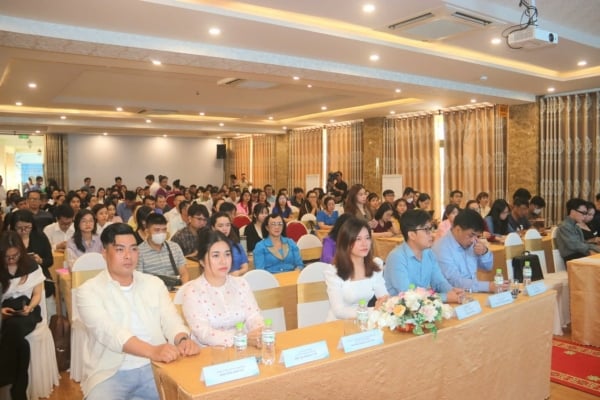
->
xmin=320 ymin=213 xmax=352 ymax=264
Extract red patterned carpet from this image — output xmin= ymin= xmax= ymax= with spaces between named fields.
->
xmin=551 ymin=338 xmax=600 ymax=397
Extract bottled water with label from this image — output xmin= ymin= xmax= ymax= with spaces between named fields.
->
xmin=523 ymin=261 xmax=532 ymax=287
xmin=494 ymin=269 xmax=504 ymax=293
xmin=356 ymin=299 xmax=369 ymax=331
xmin=261 ymin=318 xmax=276 ymax=365
xmin=233 ymin=322 xmax=247 ymax=358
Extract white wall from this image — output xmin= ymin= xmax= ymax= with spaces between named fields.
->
xmin=68 ymin=135 xmax=224 ymax=190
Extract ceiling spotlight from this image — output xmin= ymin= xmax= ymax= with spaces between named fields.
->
xmin=293 ymin=76 xmax=300 ymax=81
xmin=163 ymin=134 xmax=168 ymax=138
xmin=199 ymin=112 xmax=205 ymax=116
xmin=307 ymin=84 xmax=312 ymax=88
xmin=28 ymin=82 xmax=37 ymax=89
xmin=103 ymin=132 xmax=108 ymax=136
xmin=577 ymin=60 xmax=587 ymax=67
xmin=116 ymin=107 xmax=123 ymax=112
xmin=369 ymin=54 xmax=380 ymax=61
xmin=390 ymin=111 xmax=396 ymax=115
xmin=268 ymin=116 xmax=273 ymax=120
xmin=35 ymin=130 xmax=41 ymax=134
xmin=236 ymin=133 xmax=240 ymax=136
xmin=151 ymin=60 xmax=162 ymax=66
xmin=363 ymin=4 xmax=375 ymax=13
xmin=470 ymin=98 xmax=477 ymax=103
xmin=219 ymin=122 xmax=224 ymax=127
xmin=282 ymin=126 xmax=287 ymax=130
xmin=15 ymin=101 xmax=22 ymax=106
xmin=491 ymin=38 xmax=502 ymax=45
xmin=321 ymin=106 xmax=327 ymax=111
xmin=330 ymin=119 xmax=335 ymax=123
xmin=145 ymin=119 xmax=152 ymax=123
xmin=547 ymin=87 xmax=555 ymax=92
xmin=60 ymin=115 xmax=67 ymax=120
xmin=208 ymin=27 xmax=221 ymax=36
xmin=216 ymin=136 xmax=221 ymax=139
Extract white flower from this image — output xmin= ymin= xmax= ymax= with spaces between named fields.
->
xmin=403 ymin=291 xmax=421 ymax=311
xmin=441 ymin=304 xmax=455 ymax=319
xmin=420 ymin=304 xmax=438 ymax=322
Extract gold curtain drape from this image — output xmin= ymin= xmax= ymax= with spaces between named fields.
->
xmin=383 ymin=115 xmax=439 ymax=207
xmin=444 ymin=106 xmax=504 ymax=205
xmin=44 ymin=134 xmax=68 ymax=190
xmin=252 ymin=134 xmax=276 ymax=189
xmin=289 ymin=127 xmax=323 ymax=190
xmin=326 ymin=122 xmax=363 ymax=185
xmin=540 ymin=91 xmax=600 ymax=225
xmin=228 ymin=137 xmax=251 ymax=184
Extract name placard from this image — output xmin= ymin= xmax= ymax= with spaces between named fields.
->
xmin=525 ymin=281 xmax=547 ymax=297
xmin=201 ymin=356 xmax=259 ymax=387
xmin=487 ymin=291 xmax=514 ymax=308
xmin=338 ymin=329 xmax=384 ymax=353
xmin=279 ymin=340 xmax=329 ymax=368
xmin=455 ymin=300 xmax=482 ymax=320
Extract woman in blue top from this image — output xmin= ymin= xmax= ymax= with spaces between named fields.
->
xmin=271 ymin=193 xmax=293 ymax=223
xmin=316 ymin=196 xmax=339 ymax=231
xmin=253 ymin=214 xmax=303 ymax=273
xmin=210 ymin=212 xmax=249 ymax=276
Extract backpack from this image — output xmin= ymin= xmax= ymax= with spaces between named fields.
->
xmin=49 ymin=314 xmax=71 ymax=371
xmin=511 ymin=251 xmax=544 ymax=282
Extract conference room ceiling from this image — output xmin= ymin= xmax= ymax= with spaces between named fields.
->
xmin=0 ymin=0 xmax=598 ymax=138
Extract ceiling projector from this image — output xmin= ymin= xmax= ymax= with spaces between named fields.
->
xmin=508 ymin=26 xmax=558 ymax=49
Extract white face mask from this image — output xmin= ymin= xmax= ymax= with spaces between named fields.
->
xmin=406 ymin=198 xmax=414 ymax=204
xmin=533 ymin=208 xmax=542 ymax=215
xmin=151 ymin=232 xmax=167 ymax=245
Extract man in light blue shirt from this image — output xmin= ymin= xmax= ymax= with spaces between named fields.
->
xmin=433 ymin=209 xmax=497 ymax=292
xmin=384 ymin=209 xmax=462 ymax=303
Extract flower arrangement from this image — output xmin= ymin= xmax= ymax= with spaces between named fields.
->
xmin=368 ymin=286 xmax=454 ymax=336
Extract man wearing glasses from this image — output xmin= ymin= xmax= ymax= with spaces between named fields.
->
xmin=432 ymin=209 xmax=496 ymax=293
xmin=556 ymin=198 xmax=600 ymax=262
xmin=384 ymin=209 xmax=463 ymax=303
xmin=171 ymin=203 xmax=208 ymax=257
xmin=26 ymin=190 xmax=54 ymax=231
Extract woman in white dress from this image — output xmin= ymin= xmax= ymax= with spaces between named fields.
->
xmin=324 ymin=216 xmax=388 ymax=320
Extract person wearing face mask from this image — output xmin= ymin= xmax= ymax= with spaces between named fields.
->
xmin=136 ymin=213 xmax=189 ymax=284
xmin=402 ymin=187 xmax=416 ymax=210
xmin=527 ymin=195 xmax=546 ymax=229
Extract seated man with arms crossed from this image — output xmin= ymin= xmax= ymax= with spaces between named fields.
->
xmin=432 ymin=209 xmax=497 ymax=292
xmin=76 ymin=223 xmax=199 ymax=400
xmin=384 ymin=209 xmax=463 ymax=303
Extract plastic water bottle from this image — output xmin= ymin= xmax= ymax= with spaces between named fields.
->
xmin=356 ymin=299 xmax=369 ymax=331
xmin=523 ymin=261 xmax=532 ymax=287
xmin=261 ymin=318 xmax=276 ymax=365
xmin=494 ymin=269 xmax=504 ymax=293
xmin=233 ymin=322 xmax=247 ymax=358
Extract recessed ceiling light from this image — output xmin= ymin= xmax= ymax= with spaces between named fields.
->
xmin=219 ymin=122 xmax=224 ymax=127
xmin=199 ymin=112 xmax=205 ymax=116
xmin=362 ymin=4 xmax=375 ymax=13
xmin=330 ymin=119 xmax=335 ymax=123
xmin=321 ymin=106 xmax=327 ymax=111
xmin=151 ymin=60 xmax=162 ymax=66
xmin=28 ymin=82 xmax=37 ymax=89
xmin=60 ymin=115 xmax=67 ymax=120
xmin=547 ymin=87 xmax=555 ymax=92
xmin=15 ymin=101 xmax=22 ymax=106
xmin=369 ymin=54 xmax=380 ymax=61
xmin=35 ymin=130 xmax=40 ymax=134
xmin=282 ymin=126 xmax=287 ymax=130
xmin=470 ymin=98 xmax=477 ymax=103
xmin=389 ymin=111 xmax=396 ymax=115
xmin=216 ymin=136 xmax=221 ymax=139
xmin=268 ymin=116 xmax=273 ymax=120
xmin=491 ymin=38 xmax=502 ymax=45
xmin=293 ymin=76 xmax=300 ymax=81
xmin=145 ymin=119 xmax=152 ymax=123
xmin=577 ymin=60 xmax=587 ymax=67
xmin=307 ymin=84 xmax=312 ymax=88
xmin=395 ymin=88 xmax=401 ymax=93
xmin=116 ymin=107 xmax=123 ymax=112
xmin=236 ymin=133 xmax=240 ymax=136
xmin=208 ymin=27 xmax=221 ymax=36
xmin=480 ymin=75 xmax=488 ymax=81
xmin=163 ymin=134 xmax=168 ymax=138
xmin=103 ymin=132 xmax=108 ymax=136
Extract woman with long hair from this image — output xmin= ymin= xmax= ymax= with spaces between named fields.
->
xmin=272 ymin=193 xmax=293 ymax=223
xmin=344 ymin=184 xmax=376 ymax=229
xmin=236 ymin=190 xmax=253 ymax=216
xmin=132 ymin=205 xmax=154 ymax=245
xmin=324 ymin=217 xmax=388 ymax=320
xmin=91 ymin=203 xmax=111 ymax=236
xmin=320 ymin=213 xmax=352 ymax=264
xmin=485 ymin=199 xmax=511 ymax=236
xmin=435 ymin=204 xmax=460 ymax=240
xmin=372 ymin=202 xmax=395 ymax=237
xmin=391 ymin=198 xmax=408 ymax=236
xmin=65 ymin=209 xmax=102 ymax=266
xmin=244 ymin=203 xmax=269 ymax=253
xmin=299 ymin=190 xmax=320 ymax=219
xmin=210 ymin=212 xmax=249 ymax=276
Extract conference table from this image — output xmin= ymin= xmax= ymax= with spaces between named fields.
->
xmin=567 ymin=253 xmax=600 ymax=346
xmin=152 ymin=290 xmax=555 ymax=400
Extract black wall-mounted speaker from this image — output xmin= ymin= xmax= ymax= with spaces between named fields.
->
xmin=216 ymin=144 xmax=226 ymax=159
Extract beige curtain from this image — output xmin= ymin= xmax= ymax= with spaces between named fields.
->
xmin=289 ymin=127 xmax=323 ymax=190
xmin=44 ymin=134 xmax=68 ymax=190
xmin=444 ymin=106 xmax=504 ymax=205
xmin=227 ymin=137 xmax=251 ymax=184
xmin=326 ymin=122 xmax=363 ymax=185
xmin=252 ymin=134 xmax=276 ymax=189
xmin=383 ymin=115 xmax=439 ymax=206
xmin=540 ymin=91 xmax=600 ymax=225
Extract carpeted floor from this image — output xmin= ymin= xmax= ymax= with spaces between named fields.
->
xmin=551 ymin=338 xmax=600 ymax=397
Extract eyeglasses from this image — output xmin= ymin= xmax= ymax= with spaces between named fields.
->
xmin=269 ymin=222 xmax=284 ymax=227
xmin=413 ymin=226 xmax=433 ymax=234
xmin=193 ymin=216 xmax=207 ymax=221
xmin=4 ymin=252 xmax=20 ymax=260
xmin=16 ymin=225 xmax=33 ymax=233
xmin=574 ymin=209 xmax=588 ymax=215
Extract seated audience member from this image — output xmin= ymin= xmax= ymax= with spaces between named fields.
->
xmin=383 ymin=210 xmax=463 ymax=303
xmin=132 ymin=206 xmax=154 ymax=245
xmin=26 ymin=190 xmax=55 ymax=231
xmin=91 ymin=203 xmax=111 ymax=236
xmin=137 ymin=214 xmax=189 ymax=283
xmin=66 ymin=209 xmax=103 ymax=267
xmin=142 ymin=195 xmax=156 ymax=214
xmin=299 ymin=190 xmax=320 ymax=219
xmin=253 ymin=214 xmax=303 ymax=273
xmin=579 ymin=201 xmax=599 ymax=243
xmin=436 ymin=204 xmax=460 ymax=240
xmin=155 ymin=194 xmax=168 ymax=214
xmin=402 ymin=187 xmax=417 ymax=210
xmin=324 ymin=217 xmax=388 ymax=320
xmin=372 ymin=202 xmax=395 ymax=237
xmin=320 ymin=214 xmax=352 ymax=264
xmin=448 ymin=190 xmax=463 ymax=208
xmin=244 ymin=203 xmax=269 ymax=253
xmin=171 ymin=203 xmax=209 ymax=257
xmin=466 ymin=200 xmax=491 ymax=239
xmin=512 ymin=188 xmax=532 ymax=203
xmin=272 ymin=193 xmax=294 ymax=223
xmin=116 ymin=190 xmax=137 ymax=224
xmin=507 ymin=196 xmax=531 ymax=233
xmin=182 ymin=230 xmax=264 ymax=348
xmin=345 ymin=184 xmax=376 ymax=229
xmin=382 ymin=189 xmax=395 ymax=205
xmin=236 ymin=190 xmax=253 ymax=216
xmin=476 ymin=192 xmax=491 ymax=218
xmin=7 ymin=210 xmax=54 ymax=298
xmin=415 ymin=192 xmax=432 ymax=211
xmin=106 ymin=202 xmax=123 ymax=223
xmin=433 ymin=209 xmax=497 ymax=292
xmin=556 ymin=198 xmax=600 ymax=262
xmin=167 ymin=200 xmax=190 ymax=237
xmin=590 ymin=193 xmax=600 ymax=234
xmin=164 ymin=194 xmax=186 ymax=222
xmin=0 ymin=231 xmax=45 ymax=400
xmin=290 ymin=187 xmax=305 ymax=209
xmin=316 ymin=196 xmax=339 ymax=231
xmin=210 ymin=212 xmax=248 ymax=276
xmin=391 ymin=198 xmax=408 ymax=236
xmin=43 ymin=204 xmax=75 ymax=251
xmin=367 ymin=192 xmax=380 ymax=217
xmin=218 ymin=201 xmax=240 ymax=238
xmin=66 ymin=192 xmax=82 ymax=216
xmin=485 ymin=199 xmax=511 ymax=236
xmin=528 ymin=195 xmax=546 ymax=225
xmin=76 ymin=223 xmax=199 ymax=400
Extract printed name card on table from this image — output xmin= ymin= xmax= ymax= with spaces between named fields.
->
xmin=525 ymin=281 xmax=547 ymax=297
xmin=338 ymin=329 xmax=384 ymax=353
xmin=454 ymin=300 xmax=482 ymax=320
xmin=486 ymin=291 xmax=514 ymax=308
xmin=201 ymin=356 xmax=259 ymax=387
xmin=279 ymin=340 xmax=329 ymax=368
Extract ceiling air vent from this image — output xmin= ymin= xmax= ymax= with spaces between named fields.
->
xmin=217 ymin=77 xmax=278 ymax=89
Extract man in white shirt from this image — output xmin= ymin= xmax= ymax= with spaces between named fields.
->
xmin=76 ymin=223 xmax=199 ymax=399
xmin=145 ymin=174 xmax=160 ymax=197
xmin=43 ymin=204 xmax=75 ymax=251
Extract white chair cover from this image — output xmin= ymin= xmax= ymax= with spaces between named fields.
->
xmin=26 ymin=288 xmax=60 ymax=400
xmin=550 ymin=226 xmax=567 ymax=272
xmin=243 ymin=270 xmax=286 ymax=332
xmin=296 ymin=262 xmax=330 ymax=328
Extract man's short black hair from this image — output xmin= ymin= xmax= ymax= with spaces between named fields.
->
xmin=512 ymin=188 xmax=532 ymax=202
xmin=26 ymin=190 xmax=41 ymax=199
xmin=566 ymin=198 xmax=587 ymax=213
xmin=145 ymin=213 xmax=167 ymax=228
xmin=145 ymin=174 xmax=155 ymax=181
xmin=219 ymin=201 xmax=236 ymax=213
xmin=188 ymin=203 xmax=208 ymax=218
xmin=124 ymin=190 xmax=136 ymax=201
xmin=530 ymin=195 xmax=546 ymax=208
xmin=453 ymin=209 xmax=484 ymax=232
xmin=399 ymin=209 xmax=432 ymax=241
xmin=383 ymin=189 xmax=395 ymax=197
xmin=513 ymin=196 xmax=529 ymax=208
xmin=55 ymin=204 xmax=75 ymax=219
xmin=450 ymin=189 xmax=463 ymax=197
xmin=100 ymin=223 xmax=134 ymax=247
xmin=402 ymin=187 xmax=415 ymax=197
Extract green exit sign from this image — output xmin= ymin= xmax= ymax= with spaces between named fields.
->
xmin=18 ymin=134 xmax=29 ymax=139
